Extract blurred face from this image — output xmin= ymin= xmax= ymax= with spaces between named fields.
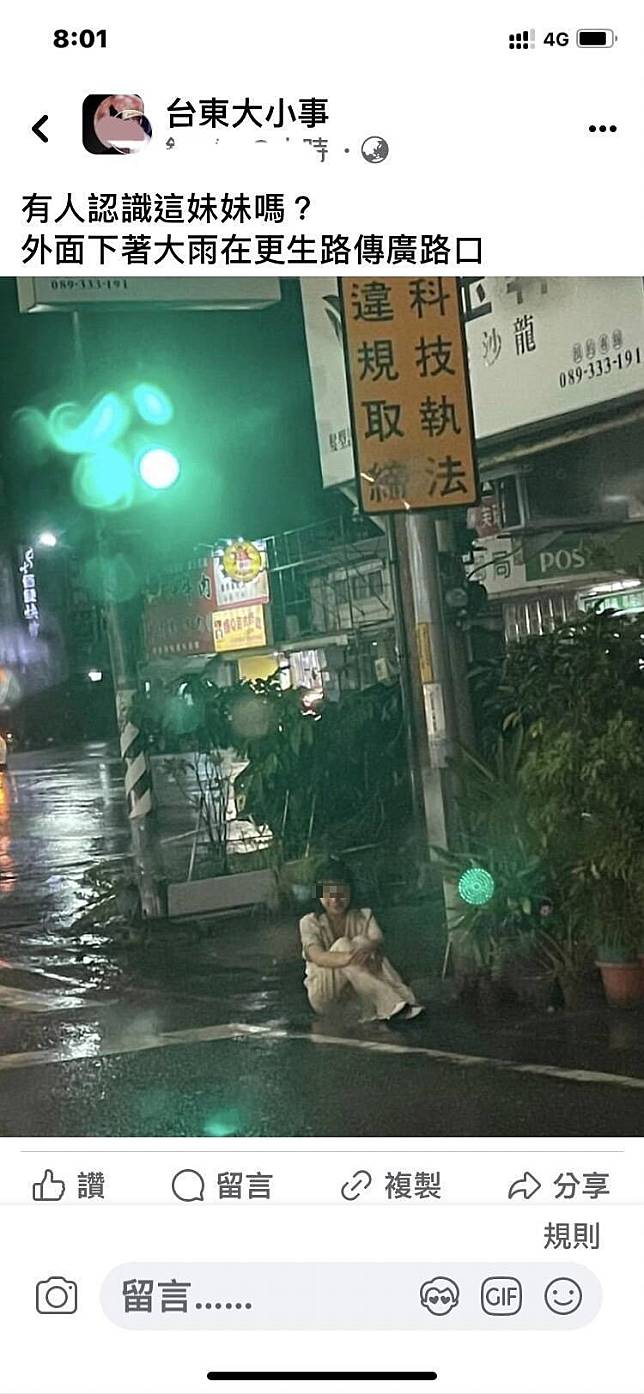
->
xmin=320 ymin=882 xmax=352 ymax=918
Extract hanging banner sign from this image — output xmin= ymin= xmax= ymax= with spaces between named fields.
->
xmin=340 ymin=276 xmax=478 ymax=514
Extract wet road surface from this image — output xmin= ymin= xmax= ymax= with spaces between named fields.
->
xmin=0 ymin=746 xmax=643 ymax=1136
xmin=0 ymin=741 xmax=130 ymax=932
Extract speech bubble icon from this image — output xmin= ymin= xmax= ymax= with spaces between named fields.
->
xmin=171 ymin=1168 xmax=205 ymax=1202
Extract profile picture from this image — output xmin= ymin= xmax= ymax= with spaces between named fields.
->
xmin=82 ymin=94 xmax=152 ymax=154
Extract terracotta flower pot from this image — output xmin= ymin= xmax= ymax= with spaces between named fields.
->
xmin=596 ymin=960 xmax=644 ymax=1009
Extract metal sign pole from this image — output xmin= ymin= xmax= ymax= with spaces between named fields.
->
xmin=72 ymin=313 xmax=165 ymax=920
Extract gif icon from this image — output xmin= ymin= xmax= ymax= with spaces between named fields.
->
xmin=481 ymin=1277 xmax=523 ymax=1316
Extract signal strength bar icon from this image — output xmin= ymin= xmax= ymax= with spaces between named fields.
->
xmin=509 ymin=28 xmax=535 ymax=50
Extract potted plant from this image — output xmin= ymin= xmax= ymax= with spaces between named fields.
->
xmin=533 ymin=904 xmax=600 ymax=1011
xmin=595 ymin=946 xmax=644 ymax=1008
xmin=435 ymin=733 xmax=554 ymax=1011
xmin=498 ymin=613 xmax=644 ymax=1011
xmin=435 ymin=852 xmax=554 ymax=1013
xmin=279 ymin=854 xmax=320 ymax=910
xmin=593 ymin=909 xmax=644 ymax=1009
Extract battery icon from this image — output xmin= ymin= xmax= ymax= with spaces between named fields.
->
xmin=577 ymin=29 xmax=615 ymax=46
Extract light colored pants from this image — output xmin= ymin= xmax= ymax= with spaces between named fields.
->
xmin=305 ymin=935 xmax=418 ymax=1022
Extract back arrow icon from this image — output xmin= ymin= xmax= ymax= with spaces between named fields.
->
xmin=32 ymin=115 xmax=49 ymax=143
xmin=508 ymin=1170 xmax=541 ymax=1200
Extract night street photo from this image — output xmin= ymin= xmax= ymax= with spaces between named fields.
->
xmin=1 ymin=274 xmax=644 ymax=1136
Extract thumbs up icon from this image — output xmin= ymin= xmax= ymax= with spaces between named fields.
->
xmin=32 ymin=1170 xmax=65 ymax=1202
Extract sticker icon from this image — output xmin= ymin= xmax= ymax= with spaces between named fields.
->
xmin=420 ymin=1277 xmax=460 ymax=1316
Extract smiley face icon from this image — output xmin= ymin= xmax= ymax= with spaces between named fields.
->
xmin=420 ymin=1276 xmax=460 ymax=1316
xmin=544 ymin=1278 xmax=583 ymax=1315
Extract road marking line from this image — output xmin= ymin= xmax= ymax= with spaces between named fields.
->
xmin=0 ymin=1021 xmax=250 ymax=1071
xmin=0 ymin=985 xmax=83 ymax=1014
xmin=0 ymin=1018 xmax=643 ymax=1092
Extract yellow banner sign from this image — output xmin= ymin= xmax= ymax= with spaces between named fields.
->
xmin=340 ymin=277 xmax=478 ymax=514
xmin=416 ymin=622 xmax=434 ymax=684
xmin=212 ymin=603 xmax=267 ymax=653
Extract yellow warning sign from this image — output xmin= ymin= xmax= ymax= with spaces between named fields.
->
xmin=341 ymin=277 xmax=478 ymax=514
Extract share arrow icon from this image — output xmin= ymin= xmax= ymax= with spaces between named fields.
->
xmin=508 ymin=1170 xmax=542 ymax=1200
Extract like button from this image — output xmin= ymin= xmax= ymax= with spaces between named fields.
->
xmin=32 ymin=1170 xmax=65 ymax=1202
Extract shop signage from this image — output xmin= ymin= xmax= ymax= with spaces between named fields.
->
xmin=579 ymin=586 xmax=644 ymax=615
xmin=19 ymin=546 xmax=40 ymax=637
xmin=143 ymin=556 xmax=217 ymax=659
xmin=470 ymin=522 xmax=644 ymax=596
xmin=213 ymin=540 xmax=269 ymax=609
xmin=17 ymin=277 xmax=281 ymax=312
xmin=212 ymin=603 xmax=267 ymax=652
xmin=300 ymin=277 xmax=355 ymax=490
xmin=464 ymin=277 xmax=644 ymax=439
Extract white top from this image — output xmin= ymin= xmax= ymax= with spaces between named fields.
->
xmin=299 ymin=907 xmax=383 ymax=963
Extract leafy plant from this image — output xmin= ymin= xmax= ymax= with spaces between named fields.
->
xmin=434 ymin=730 xmax=550 ymax=972
xmin=130 ymin=674 xmax=410 ymax=864
xmin=500 ymin=608 xmax=644 ymax=959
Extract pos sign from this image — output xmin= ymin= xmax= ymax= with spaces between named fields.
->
xmin=340 ymin=277 xmax=478 ymax=515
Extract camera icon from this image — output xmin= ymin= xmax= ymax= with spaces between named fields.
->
xmin=35 ymin=1276 xmax=78 ymax=1315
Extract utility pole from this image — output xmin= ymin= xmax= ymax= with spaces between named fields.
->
xmin=435 ymin=515 xmax=477 ymax=753
xmin=71 ymin=312 xmax=166 ymax=920
xmin=386 ymin=517 xmax=425 ymax=832
xmin=393 ymin=513 xmax=460 ymax=849
xmin=392 ymin=511 xmax=477 ymax=929
xmin=339 ymin=272 xmax=479 ymax=930
xmin=99 ymin=529 xmax=166 ymax=918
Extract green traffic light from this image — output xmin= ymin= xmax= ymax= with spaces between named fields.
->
xmin=132 ymin=383 xmax=174 ymax=426
xmin=137 ymin=446 xmax=181 ymax=490
xmin=458 ymin=867 xmax=496 ymax=906
xmin=72 ymin=447 xmax=135 ymax=511
xmin=49 ymin=393 xmax=129 ymax=455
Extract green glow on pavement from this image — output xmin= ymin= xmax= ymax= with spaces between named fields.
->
xmin=458 ymin=866 xmax=496 ymax=906
xmin=203 ymin=1108 xmax=242 ymax=1137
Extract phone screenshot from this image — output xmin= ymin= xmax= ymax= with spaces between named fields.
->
xmin=0 ymin=4 xmax=642 ymax=1392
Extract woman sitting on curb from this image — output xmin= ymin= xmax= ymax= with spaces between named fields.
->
xmin=299 ymin=859 xmax=423 ymax=1025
